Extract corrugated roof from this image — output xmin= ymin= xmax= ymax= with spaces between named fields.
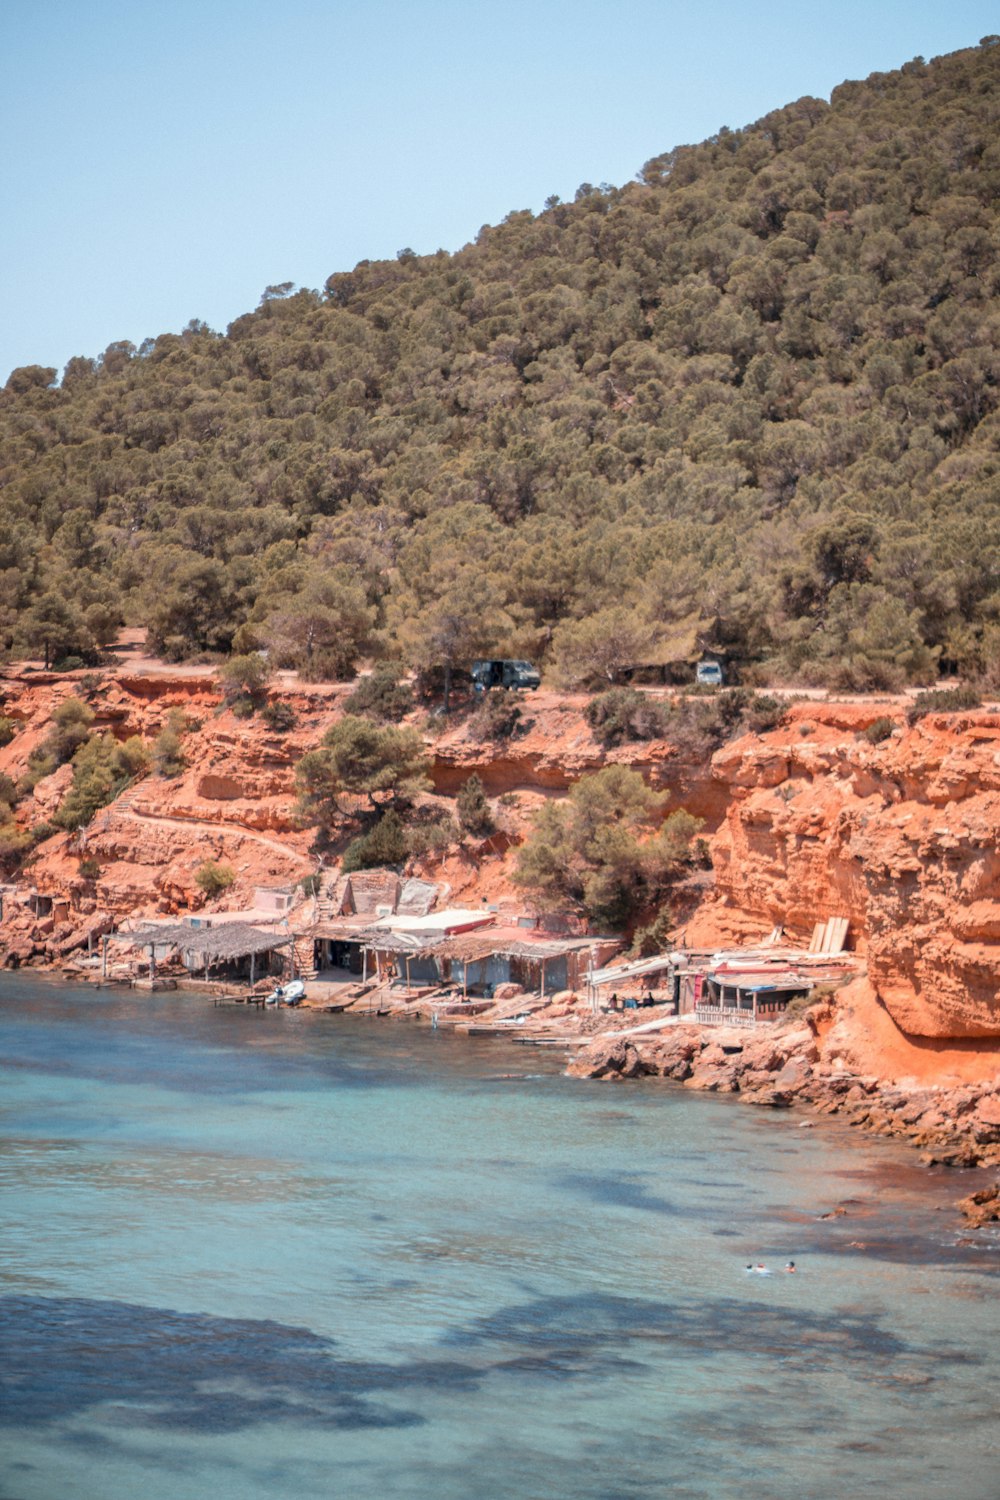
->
xmin=373 ymin=908 xmax=494 ymax=934
xmin=709 ymin=967 xmax=810 ymax=989
xmin=363 ymin=930 xmax=435 ymax=954
xmin=431 ymin=931 xmax=598 ymax=962
xmin=589 ymin=952 xmax=682 ymax=986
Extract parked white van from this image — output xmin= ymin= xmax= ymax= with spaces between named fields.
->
xmin=695 ymin=660 xmax=724 ymax=687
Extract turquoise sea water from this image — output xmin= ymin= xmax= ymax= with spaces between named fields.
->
xmin=1 ymin=976 xmax=998 ymax=1500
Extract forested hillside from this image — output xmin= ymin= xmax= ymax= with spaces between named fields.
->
xmin=2 ymin=40 xmax=999 ymax=689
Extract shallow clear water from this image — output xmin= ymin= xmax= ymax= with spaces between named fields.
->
xmin=1 ymin=976 xmax=998 ymax=1500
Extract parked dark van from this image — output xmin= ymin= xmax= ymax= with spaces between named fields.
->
xmin=471 ymin=659 xmax=541 ymax=692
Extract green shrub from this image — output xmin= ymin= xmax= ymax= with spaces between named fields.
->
xmin=861 ymin=716 xmax=897 ymax=744
xmin=261 ymin=700 xmax=297 ymax=732
xmin=118 ymin=736 xmax=150 ymax=777
xmin=0 ymin=715 xmax=17 ymax=748
xmin=406 ymin=811 xmax=459 ymax=857
xmin=739 ymin=694 xmax=787 ymax=736
xmin=630 ymin=909 xmax=675 ymax=958
xmin=457 ymin=773 xmax=495 ymax=837
xmin=54 ymin=732 xmax=149 ymax=830
xmin=341 ymin=811 xmax=409 ymax=871
xmin=230 ymin=697 xmax=256 ymax=719
xmin=0 ymin=812 xmax=32 ymax=869
xmin=218 ymin=652 xmax=272 ymax=707
xmin=17 ymin=757 xmax=55 ymax=797
xmin=295 ymin=716 xmax=430 ymax=824
xmin=585 ymin=687 xmax=669 ymax=748
xmin=78 ymin=857 xmax=102 ymax=881
xmin=0 ymin=773 xmax=16 ymax=808
xmin=194 ymin=860 xmax=236 ymax=896
xmin=52 ymin=655 xmax=86 ymax=673
xmin=468 ymin=693 xmax=527 ymax=741
xmin=782 ymin=991 xmax=819 ymax=1019
xmin=43 ymin=697 xmax=95 ymax=765
xmin=344 ymin=668 xmax=413 ymax=723
xmin=152 ymin=709 xmax=188 ymax=777
xmin=652 ymin=809 xmax=704 ymax=865
xmin=299 ymin=873 xmax=321 ymax=897
xmin=514 ymin=768 xmax=704 ymax=930
xmin=907 ymin=685 xmax=981 ymax=724
xmin=668 ymin=689 xmax=787 ymax=757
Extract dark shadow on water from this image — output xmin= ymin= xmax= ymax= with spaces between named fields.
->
xmin=553 ymin=1170 xmax=679 ymax=1215
xmin=445 ymin=1288 xmax=978 ymax=1377
xmin=0 ymin=1296 xmax=458 ymax=1433
xmin=3 ymin=1281 xmax=976 ymax=1441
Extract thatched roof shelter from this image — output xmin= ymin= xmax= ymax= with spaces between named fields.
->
xmin=427 ymin=931 xmax=598 ymax=963
xmin=123 ymin=923 xmax=293 ymax=962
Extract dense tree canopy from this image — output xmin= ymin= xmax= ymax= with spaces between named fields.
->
xmin=294 ymin=715 xmax=430 ymax=823
xmin=2 ymin=43 xmax=999 ymax=688
xmin=513 ymin=765 xmax=702 ymax=928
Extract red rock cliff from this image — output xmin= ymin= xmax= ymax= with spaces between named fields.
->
xmin=688 ymin=703 xmax=1000 ymax=1041
xmin=3 ymin=670 xmax=999 ymax=1072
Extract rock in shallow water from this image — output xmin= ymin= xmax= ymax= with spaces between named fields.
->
xmin=957 ymin=1183 xmax=1000 ymax=1226
xmin=566 ymin=1038 xmax=645 ymax=1080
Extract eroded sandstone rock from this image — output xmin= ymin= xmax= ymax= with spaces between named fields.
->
xmin=688 ymin=704 xmax=1000 ymax=1040
xmin=566 ymin=1038 xmax=646 ymax=1080
xmin=958 ymin=1184 xmax=1000 ymax=1226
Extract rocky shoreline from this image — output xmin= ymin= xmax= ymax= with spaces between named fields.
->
xmin=7 ymin=955 xmax=1000 ymax=1226
xmin=562 ymin=1006 xmax=1000 ymax=1223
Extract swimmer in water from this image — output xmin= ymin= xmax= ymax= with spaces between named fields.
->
xmin=785 ymin=1260 xmax=796 ymax=1272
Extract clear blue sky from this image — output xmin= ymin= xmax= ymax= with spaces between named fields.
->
xmin=2 ymin=0 xmax=996 ymax=383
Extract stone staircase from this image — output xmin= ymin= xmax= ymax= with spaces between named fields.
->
xmin=314 ymin=871 xmax=349 ymax=924
xmin=84 ymin=779 xmax=146 ymax=845
xmin=291 ymin=930 xmax=318 ymax=980
xmin=291 ymin=871 xmax=349 ymax=980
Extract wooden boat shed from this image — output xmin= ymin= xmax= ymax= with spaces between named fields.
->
xmin=697 ymin=964 xmax=812 ymax=1025
xmin=310 ymin=915 xmax=617 ymax=999
xmin=427 ymin=928 xmax=612 ymax=999
xmin=119 ymin=921 xmax=294 ymax=984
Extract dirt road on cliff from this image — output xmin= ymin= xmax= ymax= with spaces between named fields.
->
xmin=116 ymin=803 xmax=313 ymax=866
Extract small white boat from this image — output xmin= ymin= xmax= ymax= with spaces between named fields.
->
xmin=265 ymin=979 xmax=306 ymax=1007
